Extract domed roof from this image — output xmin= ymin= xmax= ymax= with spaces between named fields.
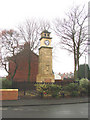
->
xmin=41 ymin=30 xmax=50 ymax=34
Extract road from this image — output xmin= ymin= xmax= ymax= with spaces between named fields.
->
xmin=1 ymin=103 xmax=88 ymax=118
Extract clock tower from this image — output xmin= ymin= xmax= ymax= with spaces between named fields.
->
xmin=36 ymin=30 xmax=55 ymax=83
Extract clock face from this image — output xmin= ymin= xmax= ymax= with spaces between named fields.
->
xmin=44 ymin=40 xmax=50 ymax=46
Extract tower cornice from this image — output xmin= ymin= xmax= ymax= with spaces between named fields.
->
xmin=39 ymin=46 xmax=53 ymax=50
xmin=40 ymin=37 xmax=52 ymax=40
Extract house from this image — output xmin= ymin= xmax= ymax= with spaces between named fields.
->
xmin=54 ymin=73 xmax=62 ymax=82
xmin=8 ymin=42 xmax=38 ymax=82
xmin=58 ymin=72 xmax=74 ymax=80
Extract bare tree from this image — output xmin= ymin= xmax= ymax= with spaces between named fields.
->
xmin=53 ymin=5 xmax=88 ymax=79
xmin=0 ymin=29 xmax=24 ymax=86
xmin=18 ymin=18 xmax=51 ymax=54
xmin=18 ymin=19 xmax=51 ymax=81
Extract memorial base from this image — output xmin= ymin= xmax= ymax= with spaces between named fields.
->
xmin=36 ymin=74 xmax=55 ymax=83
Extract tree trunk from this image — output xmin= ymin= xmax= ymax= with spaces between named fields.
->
xmin=77 ymin=46 xmax=80 ymax=79
xmin=73 ymin=38 xmax=77 ymax=80
xmin=74 ymin=57 xmax=77 ymax=80
xmin=77 ymin=56 xmax=79 ymax=79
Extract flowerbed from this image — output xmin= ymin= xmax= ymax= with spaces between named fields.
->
xmin=34 ymin=78 xmax=89 ymax=98
xmin=18 ymin=78 xmax=89 ymax=99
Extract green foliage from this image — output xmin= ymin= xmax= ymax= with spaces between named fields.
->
xmin=49 ymin=84 xmax=62 ymax=97
xmin=79 ymin=78 xmax=89 ymax=89
xmin=1 ymin=78 xmax=12 ymax=89
xmin=65 ymin=83 xmax=79 ymax=92
xmin=35 ymin=84 xmax=62 ymax=98
xmin=35 ymin=84 xmax=50 ymax=97
xmin=77 ymin=64 xmax=90 ymax=79
xmin=71 ymin=91 xmax=79 ymax=97
xmin=79 ymin=78 xmax=89 ymax=96
xmin=88 ymin=81 xmax=90 ymax=96
xmin=64 ymin=83 xmax=79 ymax=97
xmin=35 ymin=78 xmax=89 ymax=98
xmin=79 ymin=87 xmax=88 ymax=96
xmin=88 ymin=71 xmax=90 ymax=80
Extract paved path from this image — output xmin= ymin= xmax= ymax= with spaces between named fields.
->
xmin=2 ymin=97 xmax=88 ymax=107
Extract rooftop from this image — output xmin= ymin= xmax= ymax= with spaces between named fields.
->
xmin=41 ymin=30 xmax=51 ymax=34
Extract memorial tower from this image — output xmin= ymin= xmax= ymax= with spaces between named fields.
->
xmin=36 ymin=30 xmax=55 ymax=83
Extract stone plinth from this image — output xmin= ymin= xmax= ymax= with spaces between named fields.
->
xmin=36 ymin=74 xmax=54 ymax=83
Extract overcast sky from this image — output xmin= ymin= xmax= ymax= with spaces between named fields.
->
xmin=0 ymin=0 xmax=89 ymax=76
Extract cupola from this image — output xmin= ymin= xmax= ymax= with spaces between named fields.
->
xmin=40 ymin=30 xmax=52 ymax=40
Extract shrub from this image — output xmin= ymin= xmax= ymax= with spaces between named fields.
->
xmin=79 ymin=78 xmax=89 ymax=96
xmin=62 ymin=86 xmax=70 ymax=97
xmin=79 ymin=78 xmax=89 ymax=89
xmin=49 ymin=84 xmax=62 ymax=97
xmin=35 ymin=84 xmax=62 ymax=98
xmin=65 ymin=83 xmax=79 ymax=92
xmin=35 ymin=84 xmax=50 ymax=98
xmin=88 ymin=81 xmax=90 ymax=96
xmin=2 ymin=78 xmax=12 ymax=89
xmin=79 ymin=87 xmax=88 ymax=96
xmin=64 ymin=83 xmax=79 ymax=97
xmin=60 ymin=87 xmax=65 ymax=97
xmin=70 ymin=91 xmax=79 ymax=97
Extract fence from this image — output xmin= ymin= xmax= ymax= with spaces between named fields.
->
xmin=13 ymin=80 xmax=79 ymax=91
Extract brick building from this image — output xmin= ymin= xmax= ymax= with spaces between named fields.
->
xmin=8 ymin=42 xmax=38 ymax=82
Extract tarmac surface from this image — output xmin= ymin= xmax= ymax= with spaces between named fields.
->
xmin=2 ymin=103 xmax=88 ymax=118
xmin=1 ymin=97 xmax=88 ymax=107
